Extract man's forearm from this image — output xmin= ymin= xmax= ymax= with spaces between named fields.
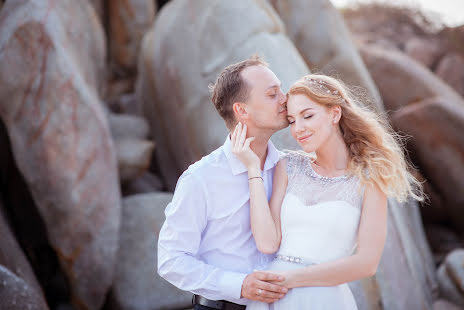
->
xmin=158 ymin=247 xmax=247 ymax=300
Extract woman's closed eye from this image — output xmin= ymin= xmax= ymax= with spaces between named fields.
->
xmin=288 ymin=114 xmax=312 ymax=124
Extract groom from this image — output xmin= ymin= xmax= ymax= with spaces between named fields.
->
xmin=158 ymin=55 xmax=289 ymax=310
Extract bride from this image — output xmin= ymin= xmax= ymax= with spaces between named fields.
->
xmin=231 ymin=74 xmax=423 ymax=309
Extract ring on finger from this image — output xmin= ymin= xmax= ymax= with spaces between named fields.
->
xmin=257 ymin=289 xmax=262 ymax=296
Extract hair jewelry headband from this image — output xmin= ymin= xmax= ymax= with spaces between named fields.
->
xmin=303 ymin=77 xmax=346 ymax=103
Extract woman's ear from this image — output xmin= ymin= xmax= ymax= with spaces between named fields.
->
xmin=332 ymin=106 xmax=342 ymax=124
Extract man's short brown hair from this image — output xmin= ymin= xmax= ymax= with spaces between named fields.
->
xmin=210 ymin=55 xmax=268 ymax=129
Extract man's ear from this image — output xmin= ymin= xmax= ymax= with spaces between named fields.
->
xmin=233 ymin=102 xmax=248 ymax=121
xmin=332 ymin=106 xmax=342 ymax=124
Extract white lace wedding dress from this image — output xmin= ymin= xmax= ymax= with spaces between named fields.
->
xmin=247 ymin=151 xmax=364 ymax=310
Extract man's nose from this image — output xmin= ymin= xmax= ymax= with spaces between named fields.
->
xmin=279 ymin=89 xmax=287 ymax=104
xmin=279 ymin=91 xmax=287 ymax=105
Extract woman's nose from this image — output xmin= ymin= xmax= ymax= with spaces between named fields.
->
xmin=295 ymin=120 xmax=304 ymax=132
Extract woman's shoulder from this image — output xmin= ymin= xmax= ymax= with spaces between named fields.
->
xmin=281 ymin=149 xmax=315 ymax=163
xmin=279 ymin=150 xmax=314 ymax=177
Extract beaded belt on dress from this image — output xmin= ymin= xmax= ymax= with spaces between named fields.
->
xmin=275 ymin=254 xmax=315 ymax=265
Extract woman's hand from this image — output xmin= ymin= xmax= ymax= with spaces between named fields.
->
xmin=265 ymin=270 xmax=295 ymax=289
xmin=231 ymin=122 xmax=260 ymax=172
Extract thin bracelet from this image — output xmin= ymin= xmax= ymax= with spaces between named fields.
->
xmin=248 ymin=176 xmax=263 ymax=181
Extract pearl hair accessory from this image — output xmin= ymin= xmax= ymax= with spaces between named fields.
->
xmin=304 ymin=77 xmax=346 ymax=103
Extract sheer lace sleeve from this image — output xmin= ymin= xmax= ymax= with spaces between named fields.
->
xmin=283 ymin=151 xmax=297 ymax=179
xmin=283 ymin=151 xmax=307 ymax=189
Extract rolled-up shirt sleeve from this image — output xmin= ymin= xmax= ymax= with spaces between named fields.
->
xmin=157 ymin=171 xmax=247 ymax=301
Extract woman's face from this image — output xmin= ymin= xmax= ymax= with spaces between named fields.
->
xmin=286 ymin=93 xmax=338 ymax=153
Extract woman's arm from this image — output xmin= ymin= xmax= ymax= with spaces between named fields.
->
xmin=248 ymin=159 xmax=287 ymax=254
xmin=231 ymin=123 xmax=288 ymax=254
xmin=273 ymin=182 xmax=387 ymax=288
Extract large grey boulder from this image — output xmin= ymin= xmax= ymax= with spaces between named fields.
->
xmin=136 ymin=0 xmax=308 ymax=190
xmin=0 ymin=1 xmax=120 ymax=309
xmin=109 ymin=192 xmax=192 ymax=310
xmin=269 ymin=0 xmax=382 ymax=110
xmin=115 ymin=139 xmax=154 ymax=182
xmin=88 ymin=0 xmax=104 ymax=21
xmin=435 ymin=53 xmax=464 ymax=98
xmin=0 ymin=201 xmax=49 ymax=309
xmin=375 ymin=199 xmax=438 ymax=310
xmin=426 ymin=225 xmax=464 ymax=266
xmin=404 ymin=37 xmax=444 ymax=69
xmin=0 ymin=265 xmax=49 ymax=310
xmin=360 ymin=44 xmax=464 ymax=234
xmin=121 ymin=171 xmax=164 ymax=196
xmin=349 ymin=277 xmax=382 ymax=310
xmin=109 ymin=0 xmax=156 ymax=75
xmin=433 ymin=299 xmax=463 ymax=310
xmin=437 ymin=249 xmax=464 ymax=307
xmin=108 ymin=112 xmax=154 ymax=183
xmin=359 ymin=45 xmax=463 ymax=111
xmin=391 ymin=98 xmax=464 ymax=234
xmin=108 ymin=113 xmax=150 ymax=141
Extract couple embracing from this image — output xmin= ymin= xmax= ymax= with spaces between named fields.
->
xmin=158 ymin=56 xmax=422 ymax=310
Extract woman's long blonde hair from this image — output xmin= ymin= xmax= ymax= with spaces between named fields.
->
xmin=288 ymin=74 xmax=423 ymax=202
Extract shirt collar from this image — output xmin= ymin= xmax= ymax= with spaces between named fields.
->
xmin=223 ymin=135 xmax=281 ymax=176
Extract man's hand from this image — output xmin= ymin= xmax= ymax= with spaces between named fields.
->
xmin=241 ymin=271 xmax=288 ymax=303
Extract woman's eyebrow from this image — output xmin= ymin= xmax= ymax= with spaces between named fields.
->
xmin=287 ymin=107 xmax=313 ymax=117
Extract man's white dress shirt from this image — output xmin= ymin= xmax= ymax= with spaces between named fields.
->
xmin=158 ymin=136 xmax=281 ymax=305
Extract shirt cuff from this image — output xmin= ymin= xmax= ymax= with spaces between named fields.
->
xmin=219 ymin=271 xmax=248 ymax=300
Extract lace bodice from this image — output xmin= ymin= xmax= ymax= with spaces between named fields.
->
xmin=276 ymin=151 xmax=365 ymax=264
xmin=285 ymin=151 xmax=364 ymax=209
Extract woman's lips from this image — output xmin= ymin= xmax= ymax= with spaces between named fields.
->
xmin=298 ymin=133 xmax=312 ymax=143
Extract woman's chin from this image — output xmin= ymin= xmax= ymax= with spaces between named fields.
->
xmin=299 ymin=143 xmax=315 ymax=153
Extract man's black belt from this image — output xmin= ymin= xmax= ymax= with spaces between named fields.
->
xmin=193 ymin=294 xmax=246 ymax=310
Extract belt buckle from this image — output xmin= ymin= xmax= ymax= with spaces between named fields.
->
xmin=193 ymin=294 xmax=246 ymax=310
xmin=193 ymin=294 xmax=224 ymax=309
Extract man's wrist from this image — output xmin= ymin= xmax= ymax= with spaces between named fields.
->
xmin=235 ymin=272 xmax=249 ymax=299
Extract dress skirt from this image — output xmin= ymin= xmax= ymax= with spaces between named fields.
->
xmin=246 ymin=259 xmax=358 ymax=310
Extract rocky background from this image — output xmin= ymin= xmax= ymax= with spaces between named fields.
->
xmin=0 ymin=0 xmax=463 ymax=310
